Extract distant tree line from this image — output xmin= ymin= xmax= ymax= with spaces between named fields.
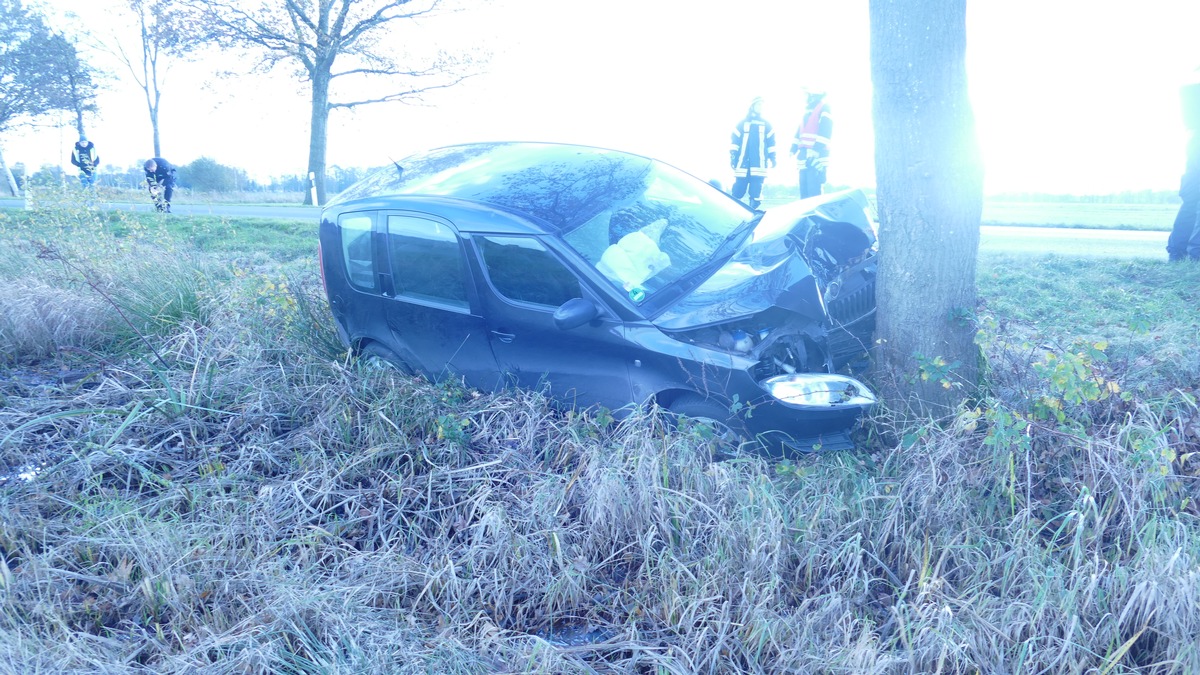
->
xmin=15 ymin=158 xmax=380 ymax=194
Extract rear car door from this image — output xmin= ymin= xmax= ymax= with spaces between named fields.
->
xmin=472 ymin=235 xmax=633 ymax=410
xmin=381 ymin=213 xmax=499 ymax=389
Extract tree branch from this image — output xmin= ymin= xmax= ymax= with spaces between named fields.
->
xmin=328 ymin=74 xmax=470 ymax=108
xmin=203 ymin=1 xmax=316 ymax=67
xmin=341 ymin=0 xmax=440 ymax=46
xmin=329 ymin=64 xmax=446 ymax=79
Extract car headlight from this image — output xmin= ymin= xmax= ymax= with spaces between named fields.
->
xmin=762 ymin=373 xmax=877 ymax=407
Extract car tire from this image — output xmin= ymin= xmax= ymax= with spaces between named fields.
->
xmin=358 ymin=342 xmax=414 ymax=375
xmin=667 ymin=393 xmax=752 ymax=453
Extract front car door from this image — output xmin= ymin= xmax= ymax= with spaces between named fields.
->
xmin=472 ymin=234 xmax=633 ymax=411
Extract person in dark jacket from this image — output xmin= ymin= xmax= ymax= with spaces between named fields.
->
xmin=143 ymin=157 xmax=177 ymax=213
xmin=1168 ymin=70 xmax=1200 ymax=262
xmin=729 ymin=97 xmax=776 ymax=209
xmin=71 ymin=134 xmax=100 ymax=188
xmin=790 ymin=89 xmax=832 ymax=199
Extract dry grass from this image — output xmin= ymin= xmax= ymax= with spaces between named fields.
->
xmin=0 ymin=276 xmax=113 ymax=362
xmin=0 ymin=207 xmax=1198 ymax=673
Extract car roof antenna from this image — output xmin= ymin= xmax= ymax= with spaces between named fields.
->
xmin=388 ymin=158 xmax=404 ymax=180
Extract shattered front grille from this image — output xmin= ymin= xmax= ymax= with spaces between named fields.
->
xmin=826 ymin=276 xmax=876 ymax=370
xmin=827 ymin=322 xmax=874 ymax=371
xmin=827 ymin=277 xmax=875 ymax=325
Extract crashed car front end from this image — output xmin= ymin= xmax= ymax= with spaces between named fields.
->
xmin=655 ymin=190 xmax=879 ymax=451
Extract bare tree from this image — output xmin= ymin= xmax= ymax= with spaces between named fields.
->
xmin=104 ymin=0 xmax=196 ymax=157
xmin=186 ymin=0 xmax=480 ymax=205
xmin=58 ymin=39 xmax=103 ymax=138
xmin=868 ymin=0 xmax=984 ymax=416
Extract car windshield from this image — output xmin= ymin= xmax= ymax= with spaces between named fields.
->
xmin=330 ymin=143 xmax=753 ymax=304
xmin=558 ymin=161 xmax=753 ymax=304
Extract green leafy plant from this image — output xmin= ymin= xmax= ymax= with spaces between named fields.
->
xmin=914 ymin=353 xmax=963 ymax=391
xmin=1029 ymin=340 xmax=1121 ymax=425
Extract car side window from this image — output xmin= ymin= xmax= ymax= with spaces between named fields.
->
xmin=386 ymin=215 xmax=469 ymax=309
xmin=478 ymin=236 xmax=582 ymax=308
xmin=340 ymin=214 xmax=376 ymax=291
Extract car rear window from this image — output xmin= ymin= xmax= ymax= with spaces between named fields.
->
xmin=339 ymin=214 xmax=376 ymax=291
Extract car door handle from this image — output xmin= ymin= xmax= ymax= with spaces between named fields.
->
xmin=491 ymin=330 xmax=515 ymax=344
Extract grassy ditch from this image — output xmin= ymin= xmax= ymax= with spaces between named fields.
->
xmin=0 ymin=204 xmax=1198 ymax=673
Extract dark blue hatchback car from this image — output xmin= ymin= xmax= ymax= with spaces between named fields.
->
xmin=318 ymin=142 xmax=878 ymax=453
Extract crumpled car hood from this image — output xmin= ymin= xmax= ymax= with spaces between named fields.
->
xmin=653 ymin=190 xmax=875 ymax=331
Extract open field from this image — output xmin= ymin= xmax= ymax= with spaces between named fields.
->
xmin=772 ymin=192 xmax=1181 ymax=231
xmin=1 ymin=205 xmax=1198 ymax=673
xmin=981 ymin=201 xmax=1179 ymax=230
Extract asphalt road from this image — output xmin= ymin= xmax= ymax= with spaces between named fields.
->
xmin=979 ymin=224 xmax=1167 ymax=260
xmin=0 ymin=197 xmax=1171 ymax=260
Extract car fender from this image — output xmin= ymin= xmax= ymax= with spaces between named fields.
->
xmin=622 ymin=324 xmax=763 ymax=408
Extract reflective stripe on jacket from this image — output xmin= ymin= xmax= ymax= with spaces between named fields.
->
xmin=791 ymin=101 xmax=833 ymax=170
xmin=71 ymin=144 xmax=99 ymax=171
xmin=730 ymin=117 xmax=776 ymax=177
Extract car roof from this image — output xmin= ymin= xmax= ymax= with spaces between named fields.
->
xmin=322 ymin=194 xmax=549 ymax=236
xmin=323 ymin=142 xmax=661 ymax=236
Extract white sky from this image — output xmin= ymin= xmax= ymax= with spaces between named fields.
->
xmin=4 ymin=0 xmax=1199 ymax=195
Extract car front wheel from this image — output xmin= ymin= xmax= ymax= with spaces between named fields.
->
xmin=667 ymin=393 xmax=752 ymax=453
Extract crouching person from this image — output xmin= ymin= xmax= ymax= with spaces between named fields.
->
xmin=144 ymin=158 xmax=177 ymax=213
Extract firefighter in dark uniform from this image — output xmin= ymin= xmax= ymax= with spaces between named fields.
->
xmin=791 ymin=88 xmax=832 ymax=199
xmin=1168 ymin=70 xmax=1200 ymax=262
xmin=729 ymin=97 xmax=776 ymax=209
xmin=70 ymin=134 xmax=100 ymax=188
xmin=143 ymin=157 xmax=177 ymax=213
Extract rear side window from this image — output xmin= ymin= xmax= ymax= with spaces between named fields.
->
xmin=387 ymin=215 xmax=469 ymax=309
xmin=478 ymin=236 xmax=581 ymax=307
xmin=340 ymin=214 xmax=376 ymax=291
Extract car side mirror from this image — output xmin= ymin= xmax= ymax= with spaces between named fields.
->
xmin=553 ymin=298 xmax=599 ymax=330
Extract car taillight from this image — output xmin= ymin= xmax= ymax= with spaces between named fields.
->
xmin=318 ymin=242 xmax=328 ymax=297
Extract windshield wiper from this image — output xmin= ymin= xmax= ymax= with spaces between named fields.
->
xmin=642 ymin=213 xmax=764 ymax=313
xmin=707 ymin=212 xmax=762 ymax=265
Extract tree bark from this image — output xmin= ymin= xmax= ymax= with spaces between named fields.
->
xmin=151 ymin=102 xmax=161 ymax=157
xmin=146 ymin=46 xmax=162 ymax=157
xmin=306 ymin=69 xmax=330 ymax=206
xmin=134 ymin=3 xmax=166 ymax=158
xmin=869 ymin=0 xmax=983 ymax=417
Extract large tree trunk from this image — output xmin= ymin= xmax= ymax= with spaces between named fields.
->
xmin=305 ymin=71 xmax=330 ymax=206
xmin=869 ymin=0 xmax=983 ymax=417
